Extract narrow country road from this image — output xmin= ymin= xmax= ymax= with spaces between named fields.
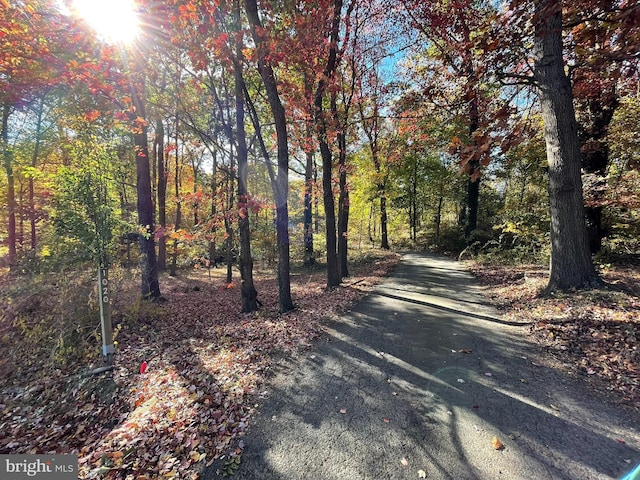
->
xmin=205 ymin=253 xmax=640 ymax=480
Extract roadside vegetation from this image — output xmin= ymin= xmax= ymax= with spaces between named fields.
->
xmin=0 ymin=250 xmax=401 ymax=479
xmin=469 ymin=254 xmax=640 ymax=409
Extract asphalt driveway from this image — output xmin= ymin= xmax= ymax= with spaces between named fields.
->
xmin=205 ymin=253 xmax=640 ymax=479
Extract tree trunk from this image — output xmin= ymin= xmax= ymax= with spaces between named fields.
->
xmin=2 ymin=102 xmax=17 ymax=271
xmin=303 ymin=148 xmax=315 ymax=267
xmin=233 ymin=7 xmax=258 ymax=313
xmin=131 ymin=80 xmax=161 ymax=299
xmin=225 ymin=157 xmax=235 ymax=285
xmin=380 ymin=193 xmax=389 ymax=249
xmin=436 ymin=176 xmax=444 ymax=244
xmin=170 ymin=121 xmax=181 ymax=278
xmin=464 ymin=95 xmax=480 ymax=241
xmin=320 ymin=131 xmax=341 ymax=287
xmin=411 ymin=160 xmax=417 ymax=242
xmin=465 ymin=174 xmax=480 ymax=239
xmin=29 ymin=98 xmax=44 ymax=251
xmin=580 ymin=87 xmax=617 ymax=253
xmin=332 ymin=85 xmax=349 ymax=278
xmin=532 ymin=0 xmax=601 ymax=291
xmin=155 ymin=118 xmax=167 ymax=271
xmin=208 ymin=150 xmax=218 ymax=266
xmin=303 ymin=75 xmax=315 ymax=267
xmin=312 ymin=0 xmax=344 ymax=289
xmin=337 ymin=129 xmax=349 ymax=278
xmin=191 ymin=158 xmax=200 ymax=226
xmin=245 ymin=0 xmax=294 ymax=312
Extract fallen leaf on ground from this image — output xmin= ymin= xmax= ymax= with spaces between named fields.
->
xmin=383 ymin=418 xmax=390 ymax=423
xmin=401 ymin=457 xmax=409 ymax=466
xmin=470 ymin=263 xmax=640 ymax=407
xmin=492 ymin=437 xmax=505 ymax=450
xmin=418 ymin=469 xmax=427 ymax=478
xmin=458 ymin=349 xmax=472 ymax=354
xmin=339 ymin=408 xmax=347 ymax=414
xmin=0 ymin=250 xmax=403 ymax=480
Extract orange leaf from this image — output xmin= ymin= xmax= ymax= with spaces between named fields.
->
xmin=492 ymin=437 xmax=504 ymax=450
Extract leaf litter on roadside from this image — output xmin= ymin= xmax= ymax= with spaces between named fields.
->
xmin=0 ymin=252 xmax=401 ymax=479
xmin=470 ymin=263 xmax=640 ymax=406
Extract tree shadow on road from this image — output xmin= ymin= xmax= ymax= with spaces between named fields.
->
xmin=226 ymin=253 xmax=640 ymax=480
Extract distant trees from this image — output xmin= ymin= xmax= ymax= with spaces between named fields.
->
xmin=1 ymin=0 xmax=639 ymax=303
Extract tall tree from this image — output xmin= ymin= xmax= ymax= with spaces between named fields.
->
xmin=154 ymin=117 xmax=167 ymax=270
xmin=27 ymin=96 xmax=46 ymax=251
xmin=302 ymin=72 xmax=316 ymax=267
xmin=129 ymin=68 xmax=162 ymax=298
xmin=0 ymin=1 xmax=71 ymax=270
xmin=398 ymin=0 xmax=495 ymax=242
xmin=567 ymin=0 xmax=640 ymax=252
xmin=244 ymin=0 xmax=294 ymax=312
xmin=313 ymin=0 xmax=352 ymax=288
xmin=232 ymin=0 xmax=259 ymax=312
xmin=531 ymin=0 xmax=601 ymax=290
xmin=358 ymin=65 xmax=391 ymax=250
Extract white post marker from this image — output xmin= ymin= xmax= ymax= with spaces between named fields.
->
xmin=98 ymin=266 xmax=115 ymax=364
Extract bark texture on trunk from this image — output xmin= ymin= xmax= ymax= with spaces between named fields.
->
xmin=337 ymin=129 xmax=349 ymax=278
xmin=233 ymin=14 xmax=259 ymax=313
xmin=131 ymin=82 xmax=161 ymax=299
xmin=303 ymin=149 xmax=315 ymax=267
xmin=312 ymin=0 xmax=344 ymax=289
xmin=245 ymin=0 xmax=294 ymax=312
xmin=533 ymin=0 xmax=600 ymax=291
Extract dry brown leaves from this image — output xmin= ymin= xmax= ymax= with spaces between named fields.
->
xmin=470 ymin=262 xmax=640 ymax=408
xmin=0 ymin=251 xmax=401 ymax=479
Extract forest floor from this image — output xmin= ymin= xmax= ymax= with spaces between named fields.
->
xmin=469 ymin=260 xmax=640 ymax=409
xmin=0 ymin=250 xmax=401 ymax=479
xmin=0 ymin=251 xmax=638 ymax=479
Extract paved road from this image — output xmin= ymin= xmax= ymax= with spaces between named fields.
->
xmin=205 ymin=253 xmax=640 ymax=479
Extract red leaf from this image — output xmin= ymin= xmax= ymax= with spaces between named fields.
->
xmin=140 ymin=361 xmax=148 ymax=374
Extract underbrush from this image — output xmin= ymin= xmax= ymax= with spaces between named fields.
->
xmin=0 ymin=249 xmax=401 ymax=479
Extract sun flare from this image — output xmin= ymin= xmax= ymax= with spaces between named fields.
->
xmin=73 ymin=0 xmax=140 ymax=44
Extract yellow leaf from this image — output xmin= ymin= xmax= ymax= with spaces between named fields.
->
xmin=492 ymin=437 xmax=504 ymax=450
xmin=418 ymin=470 xmax=427 ymax=478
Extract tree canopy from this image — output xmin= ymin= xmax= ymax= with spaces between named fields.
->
xmin=1 ymin=0 xmax=639 ymax=293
